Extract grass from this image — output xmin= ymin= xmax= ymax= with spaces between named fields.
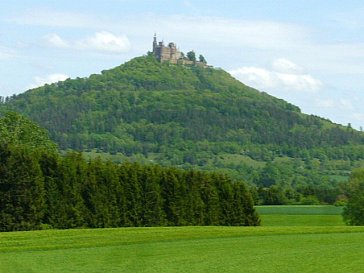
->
xmin=256 ymin=205 xmax=343 ymax=215
xmin=1 ymin=226 xmax=364 ymax=273
xmin=256 ymin=205 xmax=345 ymax=226
xmin=1 ymin=206 xmax=363 ymax=273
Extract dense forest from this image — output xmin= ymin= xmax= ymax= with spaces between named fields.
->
xmin=0 ymin=113 xmax=259 ymax=231
xmin=1 ymin=55 xmax=364 ymax=205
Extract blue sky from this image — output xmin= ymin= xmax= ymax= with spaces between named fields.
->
xmin=1 ymin=1 xmax=364 ymax=128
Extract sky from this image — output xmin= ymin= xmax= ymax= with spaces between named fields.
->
xmin=1 ymin=0 xmax=364 ymax=128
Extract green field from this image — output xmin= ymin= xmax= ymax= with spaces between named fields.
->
xmin=1 ymin=206 xmax=363 ymax=273
xmin=256 ymin=205 xmax=345 ymax=226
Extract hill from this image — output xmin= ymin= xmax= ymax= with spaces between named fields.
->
xmin=2 ymin=54 xmax=364 ymax=204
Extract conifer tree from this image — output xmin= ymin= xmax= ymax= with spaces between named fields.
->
xmin=139 ymin=165 xmax=166 ymax=226
xmin=0 ymin=145 xmax=45 ymax=231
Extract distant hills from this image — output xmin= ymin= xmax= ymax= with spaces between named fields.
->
xmin=2 ymin=54 xmax=364 ymax=204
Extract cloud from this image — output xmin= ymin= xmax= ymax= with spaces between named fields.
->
xmin=43 ymin=32 xmax=131 ymax=54
xmin=75 ymin=32 xmax=131 ymax=53
xmin=0 ymin=46 xmax=15 ymax=60
xmin=229 ymin=59 xmax=322 ymax=92
xmin=28 ymin=73 xmax=69 ymax=89
xmin=44 ymin=34 xmax=69 ymax=48
xmin=0 ymin=51 xmax=12 ymax=60
xmin=272 ymin=58 xmax=304 ymax=74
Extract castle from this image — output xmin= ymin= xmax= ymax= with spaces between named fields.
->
xmin=152 ymin=34 xmax=183 ymax=64
xmin=152 ymin=34 xmax=206 ymax=66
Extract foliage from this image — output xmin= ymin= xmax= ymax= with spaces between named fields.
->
xmin=199 ymin=54 xmax=207 ymax=63
xmin=2 ymin=55 xmax=364 ymax=204
xmin=0 ymin=144 xmax=45 ymax=231
xmin=342 ymin=168 xmax=364 ymax=225
xmin=0 ymin=144 xmax=259 ymax=231
xmin=0 ymin=112 xmax=57 ymax=151
xmin=187 ymin=50 xmax=196 ymax=62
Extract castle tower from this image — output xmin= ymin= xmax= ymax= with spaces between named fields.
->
xmin=153 ymin=33 xmax=157 ymax=54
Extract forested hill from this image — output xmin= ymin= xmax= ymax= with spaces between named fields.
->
xmin=3 ymin=55 xmax=363 ymax=151
xmin=2 ymin=54 xmax=364 ymax=205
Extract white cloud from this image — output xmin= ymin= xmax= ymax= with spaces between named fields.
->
xmin=230 ymin=67 xmax=276 ymax=88
xmin=0 ymin=51 xmax=12 ymax=60
xmin=272 ymin=58 xmax=304 ymax=74
xmin=28 ymin=73 xmax=69 ymax=89
xmin=0 ymin=46 xmax=15 ymax=60
xmin=44 ymin=34 xmax=69 ymax=48
xmin=43 ymin=32 xmax=131 ymax=54
xmin=75 ymin=32 xmax=131 ymax=53
xmin=277 ymin=73 xmax=322 ymax=91
xmin=230 ymin=59 xmax=322 ymax=92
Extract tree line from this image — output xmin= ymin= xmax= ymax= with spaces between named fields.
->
xmin=0 ymin=144 xmax=260 ymax=232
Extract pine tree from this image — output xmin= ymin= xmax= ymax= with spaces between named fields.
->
xmin=140 ymin=165 xmax=166 ymax=226
xmin=0 ymin=145 xmax=45 ymax=231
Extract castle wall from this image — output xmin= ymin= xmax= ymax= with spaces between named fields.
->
xmin=153 ymin=37 xmax=181 ymax=63
xmin=153 ymin=35 xmax=208 ymax=67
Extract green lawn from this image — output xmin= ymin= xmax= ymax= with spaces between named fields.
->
xmin=256 ymin=205 xmax=345 ymax=226
xmin=1 ymin=206 xmax=363 ymax=273
xmin=1 ymin=226 xmax=364 ymax=273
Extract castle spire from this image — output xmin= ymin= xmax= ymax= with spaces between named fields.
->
xmin=153 ymin=33 xmax=157 ymax=53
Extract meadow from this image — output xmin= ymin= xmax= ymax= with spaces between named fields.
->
xmin=256 ymin=205 xmax=344 ymax=226
xmin=1 ymin=206 xmax=363 ymax=273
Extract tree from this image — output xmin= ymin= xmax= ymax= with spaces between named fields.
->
xmin=342 ymin=168 xmax=364 ymax=225
xmin=199 ymin=54 xmax=206 ymax=63
xmin=0 ymin=112 xmax=57 ymax=151
xmin=0 ymin=145 xmax=45 ymax=231
xmin=186 ymin=51 xmax=196 ymax=62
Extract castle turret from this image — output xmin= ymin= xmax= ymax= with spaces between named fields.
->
xmin=153 ymin=33 xmax=157 ymax=54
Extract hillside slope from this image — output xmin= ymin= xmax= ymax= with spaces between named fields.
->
xmin=5 ymin=55 xmax=363 ymax=150
xmin=2 ymin=54 xmax=364 ymax=204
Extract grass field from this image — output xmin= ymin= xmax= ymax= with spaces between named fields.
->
xmin=1 ymin=206 xmax=363 ymax=273
xmin=256 ymin=205 xmax=345 ymax=226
